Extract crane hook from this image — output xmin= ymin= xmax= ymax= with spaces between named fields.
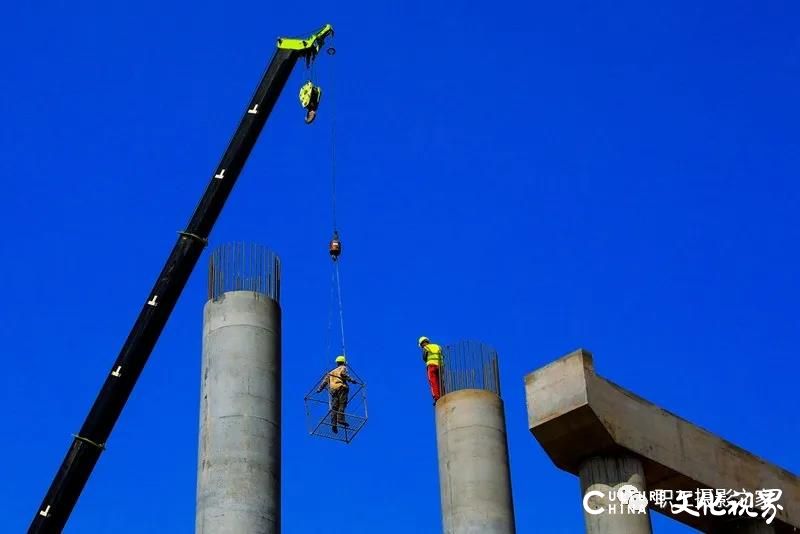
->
xmin=329 ymin=231 xmax=342 ymax=261
xmin=299 ymin=81 xmax=322 ymax=124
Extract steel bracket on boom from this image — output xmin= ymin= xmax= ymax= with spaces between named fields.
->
xmin=178 ymin=230 xmax=209 ymax=247
xmin=72 ymin=434 xmax=106 ymax=451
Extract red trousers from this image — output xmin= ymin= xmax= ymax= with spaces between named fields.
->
xmin=427 ymin=365 xmax=441 ymax=400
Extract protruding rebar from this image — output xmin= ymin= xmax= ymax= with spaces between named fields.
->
xmin=440 ymin=340 xmax=502 ymax=398
xmin=208 ymin=242 xmax=281 ymax=302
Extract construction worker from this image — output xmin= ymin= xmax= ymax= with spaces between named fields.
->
xmin=419 ymin=337 xmax=442 ymax=404
xmin=317 ymin=355 xmax=358 ymax=434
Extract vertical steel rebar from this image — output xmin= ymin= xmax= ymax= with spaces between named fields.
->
xmin=440 ymin=340 xmax=502 ymax=396
xmin=208 ymin=242 xmax=280 ymax=302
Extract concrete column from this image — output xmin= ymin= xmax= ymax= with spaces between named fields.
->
xmin=579 ymin=456 xmax=652 ymax=534
xmin=435 ymin=389 xmax=516 ymax=534
xmin=196 ymin=290 xmax=281 ymax=534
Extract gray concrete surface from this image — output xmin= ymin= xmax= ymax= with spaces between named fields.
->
xmin=525 ymin=349 xmax=799 ymax=533
xmin=579 ymin=456 xmax=652 ymax=534
xmin=435 ymin=389 xmax=516 ymax=534
xmin=196 ymin=290 xmax=281 ymax=534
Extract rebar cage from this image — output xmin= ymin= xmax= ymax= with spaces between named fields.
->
xmin=304 ymin=366 xmax=367 ymax=444
xmin=208 ymin=242 xmax=281 ymax=302
xmin=440 ymin=340 xmax=502 ymax=397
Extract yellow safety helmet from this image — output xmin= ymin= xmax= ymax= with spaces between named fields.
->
xmin=418 ymin=336 xmax=430 ymax=347
xmin=335 ymin=355 xmax=346 ymax=364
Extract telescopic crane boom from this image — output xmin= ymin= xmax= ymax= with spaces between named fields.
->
xmin=29 ymin=24 xmax=334 ymax=534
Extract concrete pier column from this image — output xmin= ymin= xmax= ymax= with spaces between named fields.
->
xmin=579 ymin=456 xmax=652 ymax=534
xmin=196 ymin=244 xmax=281 ymax=534
xmin=435 ymin=341 xmax=515 ymax=534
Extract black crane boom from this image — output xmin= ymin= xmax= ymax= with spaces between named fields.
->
xmin=29 ymin=24 xmax=333 ymax=533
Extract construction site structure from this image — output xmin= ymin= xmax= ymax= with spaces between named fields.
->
xmin=525 ymin=349 xmax=800 ymax=534
xmin=435 ymin=341 xmax=516 ymax=534
xmin=196 ymin=244 xmax=282 ymax=534
xmin=28 ymin=24 xmax=334 ymax=533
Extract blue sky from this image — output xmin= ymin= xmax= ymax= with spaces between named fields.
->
xmin=2 ymin=1 xmax=798 ymax=532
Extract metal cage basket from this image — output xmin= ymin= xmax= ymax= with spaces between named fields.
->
xmin=304 ymin=365 xmax=367 ymax=444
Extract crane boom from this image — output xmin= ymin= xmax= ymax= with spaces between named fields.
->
xmin=29 ymin=24 xmax=333 ymax=533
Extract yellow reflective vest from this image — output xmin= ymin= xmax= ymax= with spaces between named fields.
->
xmin=423 ymin=343 xmax=442 ymax=366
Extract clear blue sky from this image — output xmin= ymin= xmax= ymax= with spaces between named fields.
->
xmin=2 ymin=1 xmax=798 ymax=532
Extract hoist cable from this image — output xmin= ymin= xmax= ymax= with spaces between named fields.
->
xmin=328 ymin=37 xmax=339 ymax=231
xmin=324 ymin=266 xmax=336 ymax=358
xmin=334 ymin=260 xmax=347 ymax=356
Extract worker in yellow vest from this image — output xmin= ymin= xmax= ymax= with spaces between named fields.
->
xmin=317 ymin=355 xmax=358 ymax=433
xmin=419 ymin=337 xmax=442 ymax=404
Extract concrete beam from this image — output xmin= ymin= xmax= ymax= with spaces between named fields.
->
xmin=525 ymin=349 xmax=799 ymax=533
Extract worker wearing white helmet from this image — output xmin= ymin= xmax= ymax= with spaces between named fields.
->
xmin=419 ymin=336 xmax=442 ymax=404
xmin=317 ymin=355 xmax=359 ymax=433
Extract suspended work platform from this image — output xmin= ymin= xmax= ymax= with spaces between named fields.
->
xmin=304 ymin=366 xmax=367 ymax=444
